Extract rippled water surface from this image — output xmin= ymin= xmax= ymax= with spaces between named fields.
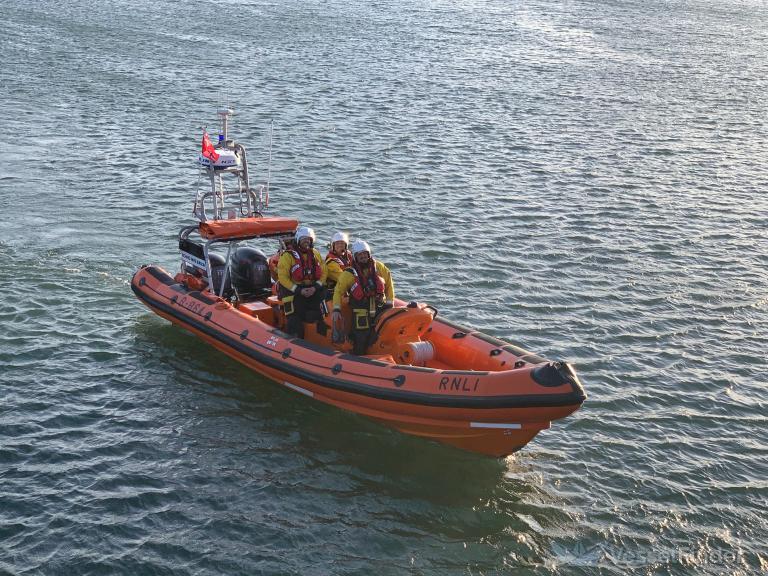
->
xmin=2 ymin=0 xmax=767 ymax=574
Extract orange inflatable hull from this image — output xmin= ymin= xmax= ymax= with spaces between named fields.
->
xmin=131 ymin=265 xmax=586 ymax=457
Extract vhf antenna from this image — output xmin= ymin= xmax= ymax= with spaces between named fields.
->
xmin=265 ymin=119 xmax=273 ymax=208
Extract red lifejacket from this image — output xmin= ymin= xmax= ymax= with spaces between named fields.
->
xmin=325 ymin=250 xmax=352 ymax=269
xmin=348 ymin=260 xmax=385 ymax=301
xmin=288 ymin=249 xmax=323 ymax=284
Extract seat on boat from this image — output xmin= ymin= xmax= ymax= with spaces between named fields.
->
xmin=237 ymin=300 xmax=274 ymax=324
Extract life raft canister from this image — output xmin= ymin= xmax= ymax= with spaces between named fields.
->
xmin=288 ymin=249 xmax=323 ymax=285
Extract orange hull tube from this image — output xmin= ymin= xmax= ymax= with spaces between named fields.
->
xmin=131 ymin=266 xmax=586 ymax=457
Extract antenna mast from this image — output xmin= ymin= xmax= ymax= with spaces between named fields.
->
xmin=218 ymin=107 xmax=233 ymax=143
xmin=265 ymin=119 xmax=274 ymax=207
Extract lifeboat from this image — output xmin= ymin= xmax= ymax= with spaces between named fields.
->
xmin=131 ymin=109 xmax=586 ymax=457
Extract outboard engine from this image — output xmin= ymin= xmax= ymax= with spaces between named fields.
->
xmin=208 ymin=253 xmax=231 ymax=297
xmin=230 ymin=247 xmax=271 ymax=300
xmin=180 ymin=247 xmax=231 ymax=296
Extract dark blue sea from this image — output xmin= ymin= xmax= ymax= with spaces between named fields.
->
xmin=1 ymin=0 xmax=766 ymax=574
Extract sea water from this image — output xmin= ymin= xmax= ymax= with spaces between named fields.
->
xmin=1 ymin=1 xmax=766 ymax=574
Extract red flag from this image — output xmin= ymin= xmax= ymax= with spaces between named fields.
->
xmin=201 ymin=132 xmax=220 ymax=162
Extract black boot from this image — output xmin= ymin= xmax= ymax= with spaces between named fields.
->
xmin=286 ymin=315 xmax=304 ymax=338
xmin=352 ymin=329 xmax=371 ymax=355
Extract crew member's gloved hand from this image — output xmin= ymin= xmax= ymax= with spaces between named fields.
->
xmin=301 ymin=286 xmax=315 ymax=297
xmin=331 ymin=310 xmax=344 ymax=344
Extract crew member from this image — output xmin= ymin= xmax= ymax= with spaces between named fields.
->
xmin=277 ymin=226 xmax=328 ymax=338
xmin=324 ymin=231 xmax=352 ymax=299
xmin=268 ymin=235 xmax=296 ymax=282
xmin=332 ymin=239 xmax=394 ymax=355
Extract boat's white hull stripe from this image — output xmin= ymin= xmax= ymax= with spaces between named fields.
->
xmin=284 ymin=382 xmax=314 ymax=397
xmin=470 ymin=422 xmax=522 ymax=429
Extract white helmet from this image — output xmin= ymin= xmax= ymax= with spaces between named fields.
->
xmin=331 ymin=231 xmax=349 ymax=245
xmin=295 ymin=226 xmax=316 ymax=244
xmin=350 ymin=239 xmax=371 ymax=257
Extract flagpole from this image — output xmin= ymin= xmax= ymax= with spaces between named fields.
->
xmin=265 ymin=120 xmax=273 ymax=208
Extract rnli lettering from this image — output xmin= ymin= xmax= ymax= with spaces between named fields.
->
xmin=438 ymin=376 xmax=481 ymax=392
xmin=178 ymin=296 xmax=205 ymax=315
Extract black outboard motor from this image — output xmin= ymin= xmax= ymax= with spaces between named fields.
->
xmin=230 ymin=247 xmax=271 ymax=301
xmin=208 ymin=253 xmax=232 ymax=297
xmin=180 ymin=248 xmax=231 ymax=296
